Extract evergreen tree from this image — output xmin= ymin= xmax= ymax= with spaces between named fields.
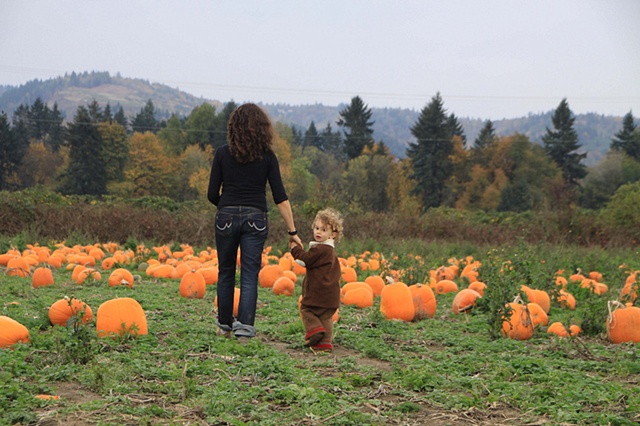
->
xmin=447 ymin=113 xmax=467 ymax=147
xmin=213 ymin=101 xmax=238 ymax=148
xmin=291 ymin=126 xmax=303 ymax=147
xmin=474 ymin=120 xmax=497 ymax=150
xmin=99 ymin=121 xmax=129 ymax=183
xmin=185 ymin=103 xmax=219 ymax=150
xmin=320 ymin=122 xmax=344 ymax=161
xmin=58 ymin=105 xmax=107 ymax=195
xmin=0 ymin=112 xmax=26 ymax=190
xmin=131 ymin=99 xmax=159 ymax=133
xmin=611 ymin=111 xmax=640 ymax=160
xmin=337 ymin=96 xmax=375 ymax=160
xmin=542 ymin=98 xmax=587 ymax=186
xmin=303 ymin=121 xmax=321 ymax=151
xmin=46 ymin=103 xmax=64 ymax=152
xmin=406 ymin=93 xmax=454 ymax=209
xmin=113 ymin=105 xmax=128 ymax=129
xmin=157 ymin=114 xmax=187 ymax=155
xmin=103 ymin=103 xmax=113 ymax=122
xmin=28 ymin=98 xmax=48 ymax=140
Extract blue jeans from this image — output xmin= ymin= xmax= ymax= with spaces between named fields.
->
xmin=215 ymin=206 xmax=268 ymax=337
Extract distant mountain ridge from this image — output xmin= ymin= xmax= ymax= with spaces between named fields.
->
xmin=0 ymin=72 xmax=623 ymax=166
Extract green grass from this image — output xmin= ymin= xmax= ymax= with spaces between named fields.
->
xmin=0 ymin=240 xmax=639 ymax=425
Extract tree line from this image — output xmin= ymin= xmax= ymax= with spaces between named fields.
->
xmin=1 ymin=94 xmax=639 ymax=216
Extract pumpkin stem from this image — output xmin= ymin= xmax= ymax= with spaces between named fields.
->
xmin=607 ymin=300 xmax=625 ymax=328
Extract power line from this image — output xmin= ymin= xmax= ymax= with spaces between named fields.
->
xmin=1 ymin=66 xmax=638 ymax=106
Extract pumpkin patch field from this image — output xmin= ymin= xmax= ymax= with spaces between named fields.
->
xmin=0 ymin=239 xmax=639 ymax=425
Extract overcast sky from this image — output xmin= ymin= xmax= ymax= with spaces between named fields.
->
xmin=1 ymin=0 xmax=639 ymax=120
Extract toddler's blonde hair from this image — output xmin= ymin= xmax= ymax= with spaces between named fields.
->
xmin=314 ymin=208 xmax=344 ymax=243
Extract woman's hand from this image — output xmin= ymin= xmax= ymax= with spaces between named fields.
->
xmin=289 ymin=234 xmax=303 ymax=248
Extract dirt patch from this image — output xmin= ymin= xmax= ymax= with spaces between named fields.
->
xmin=259 ymin=335 xmax=543 ymax=426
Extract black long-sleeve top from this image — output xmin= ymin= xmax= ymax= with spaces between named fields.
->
xmin=207 ymin=144 xmax=288 ymax=211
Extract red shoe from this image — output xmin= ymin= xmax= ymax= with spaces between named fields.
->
xmin=311 ymin=343 xmax=333 ymax=353
xmin=304 ymin=327 xmax=326 ymax=347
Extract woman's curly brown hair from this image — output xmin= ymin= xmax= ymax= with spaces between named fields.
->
xmin=227 ymin=103 xmax=274 ymax=163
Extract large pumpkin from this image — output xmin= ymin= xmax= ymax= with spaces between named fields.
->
xmin=96 ymin=298 xmax=148 ymax=338
xmin=606 ymin=301 xmax=640 ymax=344
xmin=521 ymin=285 xmax=550 ymax=313
xmin=452 ymin=288 xmax=481 ymax=314
xmin=501 ymin=297 xmax=534 ymax=340
xmin=409 ymin=283 xmax=437 ymax=319
xmin=179 ymin=269 xmax=206 ymax=298
xmin=0 ymin=316 xmax=30 ymax=348
xmin=432 ymin=279 xmax=458 ymax=295
xmin=6 ymin=257 xmax=31 ymax=277
xmin=340 ymin=282 xmax=372 ymax=299
xmin=342 ymin=286 xmax=374 ymax=308
xmin=380 ymin=282 xmax=415 ymax=322
xmin=527 ymin=302 xmax=549 ymax=327
xmin=341 ymin=266 xmax=358 ymax=283
xmin=31 ymin=267 xmax=55 ymax=288
xmin=108 ymin=268 xmax=135 ymax=288
xmin=49 ymin=297 xmax=93 ymax=326
xmin=259 ymin=264 xmax=284 ymax=288
xmin=364 ymin=275 xmax=385 ymax=296
xmin=272 ymin=276 xmax=295 ymax=296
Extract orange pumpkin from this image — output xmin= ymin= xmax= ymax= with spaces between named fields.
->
xmin=272 ymin=276 xmax=295 ymax=296
xmin=278 ymin=255 xmax=294 ymax=271
xmin=215 ymin=288 xmax=240 ymax=317
xmin=96 ymin=298 xmax=148 ymax=338
xmin=48 ymin=297 xmax=93 ymax=326
xmin=108 ymin=268 xmax=135 ymax=288
xmin=527 ymin=302 xmax=549 ymax=327
xmin=283 ymin=270 xmax=297 ymax=282
xmin=557 ymin=290 xmax=576 ymax=310
xmin=147 ymin=263 xmax=175 ymax=279
xmin=501 ymin=298 xmax=534 ymax=340
xmin=6 ymin=257 xmax=31 ymax=277
xmin=620 ymin=281 xmax=638 ymax=304
xmin=380 ymin=282 xmax=415 ymax=322
xmin=341 ymin=266 xmax=358 ymax=283
xmin=0 ymin=316 xmax=30 ymax=348
xmin=434 ymin=266 xmax=456 ymax=282
xmin=31 ymin=267 xmax=55 ymax=288
xmin=521 ymin=285 xmax=551 ymax=314
xmin=199 ymin=266 xmax=219 ymax=285
xmin=292 ymin=260 xmax=306 ymax=276
xmin=569 ymin=324 xmax=582 ymax=336
xmin=588 ymin=271 xmax=603 ymax=282
xmin=432 ymin=279 xmax=458 ymax=295
xmin=258 ymin=264 xmax=285 ymax=288
xmin=75 ymin=268 xmax=102 ymax=285
xmin=342 ymin=286 xmax=374 ymax=308
xmin=409 ymin=283 xmax=437 ymax=319
xmin=364 ymin=275 xmax=385 ymax=296
xmin=101 ymin=257 xmax=117 ymax=270
xmin=452 ymin=288 xmax=481 ymax=314
xmin=467 ymin=281 xmax=487 ymax=297
xmin=606 ymin=301 xmax=640 ymax=344
xmin=179 ymin=270 xmax=206 ymax=298
xmin=341 ymin=282 xmax=372 ymax=299
xmin=0 ymin=252 xmax=18 ymax=267
xmin=547 ymin=321 xmax=569 ymax=337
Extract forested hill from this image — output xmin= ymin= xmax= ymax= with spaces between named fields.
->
xmin=0 ymin=71 xmax=623 ymax=166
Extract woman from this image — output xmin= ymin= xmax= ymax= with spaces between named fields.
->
xmin=207 ymin=103 xmax=302 ymax=339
